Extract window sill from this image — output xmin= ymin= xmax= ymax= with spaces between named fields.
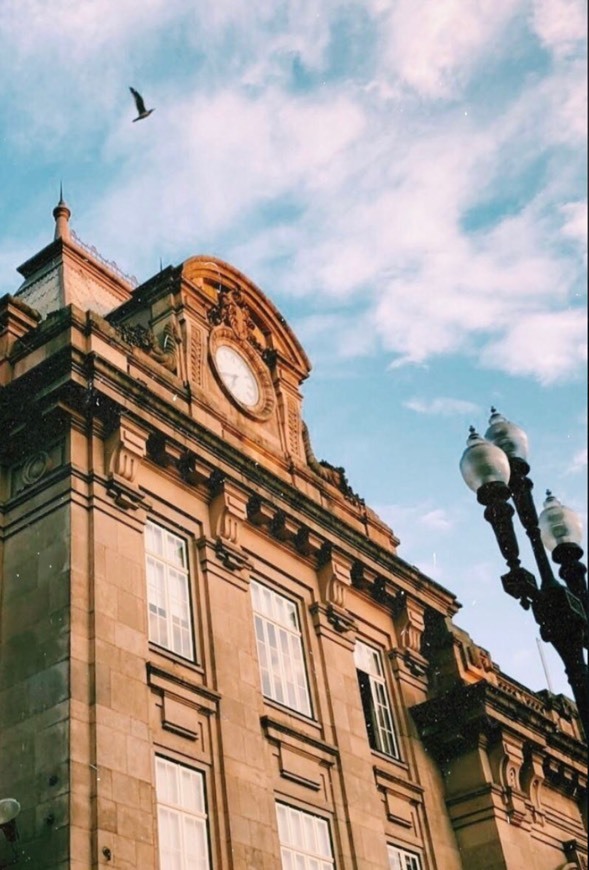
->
xmin=262 ymin=696 xmax=323 ymax=734
xmin=370 ymin=748 xmax=409 ymax=774
xmin=148 ymin=642 xmax=204 ymax=676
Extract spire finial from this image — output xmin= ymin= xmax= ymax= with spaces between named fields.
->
xmin=53 ymin=186 xmax=71 ymax=241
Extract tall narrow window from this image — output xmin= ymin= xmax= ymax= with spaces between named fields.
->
xmin=388 ymin=844 xmax=423 ymax=870
xmin=145 ymin=520 xmax=194 ymax=660
xmin=250 ymin=580 xmax=312 ymax=716
xmin=276 ymin=803 xmax=335 ymax=870
xmin=354 ymin=639 xmax=399 ymax=759
xmin=155 ymin=757 xmax=211 ymax=870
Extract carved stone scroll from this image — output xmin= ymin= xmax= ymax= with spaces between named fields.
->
xmin=104 ymin=417 xmax=149 ymax=510
xmin=489 ymin=733 xmax=528 ymax=827
xmin=315 ymin=549 xmax=355 ymax=633
xmin=208 ymin=476 xmax=250 ymax=572
xmin=391 ymin=594 xmax=429 ymax=679
xmin=521 ymin=747 xmax=545 ymax=825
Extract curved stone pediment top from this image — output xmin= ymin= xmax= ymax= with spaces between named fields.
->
xmin=180 ymin=255 xmax=311 ymax=384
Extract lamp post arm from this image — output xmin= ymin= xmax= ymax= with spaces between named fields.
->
xmin=552 ymin=542 xmax=589 ymax=622
xmin=508 ymin=458 xmax=559 ymax=590
xmin=476 ymin=481 xmax=523 ymax=566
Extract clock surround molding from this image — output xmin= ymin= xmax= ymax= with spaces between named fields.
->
xmin=209 ymin=325 xmax=276 ymax=421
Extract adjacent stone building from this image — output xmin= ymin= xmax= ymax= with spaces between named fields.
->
xmin=0 ymin=199 xmax=586 ymax=869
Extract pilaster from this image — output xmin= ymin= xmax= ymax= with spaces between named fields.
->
xmin=196 ymin=474 xmax=281 ymax=869
xmin=310 ymin=548 xmax=390 ymax=870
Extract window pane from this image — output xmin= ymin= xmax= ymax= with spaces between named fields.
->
xmin=145 ymin=522 xmax=194 ymax=659
xmin=157 ymin=758 xmax=210 ymax=870
xmin=388 ymin=845 xmax=422 ymax=870
xmin=356 ymin=642 xmax=399 ymax=759
xmin=276 ymin=804 xmax=334 ymax=869
xmin=146 ymin=520 xmax=164 ymax=556
xmin=251 ymin=582 xmax=311 ymax=716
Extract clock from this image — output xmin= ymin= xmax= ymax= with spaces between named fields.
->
xmin=209 ymin=326 xmax=276 ymax=420
xmin=214 ymin=345 xmax=260 ymax=408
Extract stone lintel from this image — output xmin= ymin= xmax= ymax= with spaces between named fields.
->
xmin=146 ymin=662 xmax=220 ymax=716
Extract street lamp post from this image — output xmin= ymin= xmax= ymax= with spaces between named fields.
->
xmin=460 ymin=409 xmax=588 ymax=738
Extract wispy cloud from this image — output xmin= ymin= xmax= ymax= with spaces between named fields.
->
xmin=376 ymin=501 xmax=456 ymax=541
xmin=531 ymin=0 xmax=588 ymax=57
xmin=0 ymin=0 xmax=586 ymax=388
xmin=480 ymin=308 xmax=587 ymax=383
xmin=567 ymin=447 xmax=588 ymax=474
xmin=404 ymin=397 xmax=481 ymax=416
xmin=380 ymin=0 xmax=522 ymax=98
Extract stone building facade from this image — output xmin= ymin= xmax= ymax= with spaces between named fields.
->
xmin=0 ymin=199 xmax=586 ymax=869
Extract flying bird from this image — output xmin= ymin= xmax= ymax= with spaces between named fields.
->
xmin=129 ymin=87 xmax=155 ymax=122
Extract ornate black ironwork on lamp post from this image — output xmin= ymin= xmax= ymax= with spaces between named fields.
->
xmin=460 ymin=409 xmax=588 ymax=739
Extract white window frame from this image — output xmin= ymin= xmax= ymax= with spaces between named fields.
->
xmin=145 ymin=519 xmax=194 ymax=660
xmin=388 ymin=844 xmax=423 ymax=870
xmin=155 ymin=756 xmax=211 ymax=870
xmin=354 ymin=639 xmax=400 ymax=759
xmin=276 ymin=802 xmax=335 ymax=870
xmin=250 ymin=580 xmax=312 ymax=717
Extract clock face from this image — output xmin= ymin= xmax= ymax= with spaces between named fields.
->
xmin=214 ymin=345 xmax=260 ymax=408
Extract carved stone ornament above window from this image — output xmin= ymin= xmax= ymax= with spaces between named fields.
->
xmin=117 ymin=322 xmax=178 ymax=373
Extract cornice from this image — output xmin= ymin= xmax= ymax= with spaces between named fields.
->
xmin=0 ymin=306 xmax=460 ymax=622
xmin=411 ymin=681 xmax=587 ymax=767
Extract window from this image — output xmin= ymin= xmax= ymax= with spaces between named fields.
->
xmin=276 ymin=803 xmax=335 ymax=870
xmin=250 ymin=580 xmax=312 ymax=716
xmin=388 ymin=844 xmax=422 ymax=870
xmin=155 ymin=757 xmax=210 ymax=870
xmin=145 ymin=520 xmax=194 ymax=659
xmin=354 ymin=639 xmax=399 ymax=758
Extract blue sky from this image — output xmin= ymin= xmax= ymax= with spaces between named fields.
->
xmin=0 ymin=0 xmax=586 ymax=696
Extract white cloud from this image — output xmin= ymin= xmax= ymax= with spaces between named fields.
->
xmin=376 ymin=501 xmax=456 ymax=539
xmin=404 ymin=397 xmax=481 ymax=416
xmin=560 ymin=201 xmax=588 ymax=256
xmin=480 ymin=308 xmax=587 ymax=383
xmin=421 ymin=509 xmax=454 ymax=531
xmin=531 ymin=0 xmax=587 ymax=57
xmin=0 ymin=0 xmax=585 ymax=389
xmin=567 ymin=447 xmax=588 ymax=474
xmin=379 ymin=0 xmax=522 ymax=98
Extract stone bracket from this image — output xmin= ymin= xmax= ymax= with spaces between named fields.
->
xmin=208 ymin=474 xmax=248 ymax=549
xmin=104 ymin=416 xmax=149 ymax=510
xmin=317 ymin=548 xmax=351 ymax=609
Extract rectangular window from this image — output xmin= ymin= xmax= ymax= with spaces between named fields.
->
xmin=388 ymin=844 xmax=422 ymax=870
xmin=250 ymin=580 xmax=312 ymax=717
xmin=276 ymin=803 xmax=335 ymax=870
xmin=145 ymin=520 xmax=194 ymax=660
xmin=354 ymin=639 xmax=399 ymax=758
xmin=155 ymin=757 xmax=211 ymax=870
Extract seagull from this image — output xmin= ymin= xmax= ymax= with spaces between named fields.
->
xmin=129 ymin=87 xmax=155 ymax=122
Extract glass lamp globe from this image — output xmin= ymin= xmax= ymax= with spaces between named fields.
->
xmin=484 ymin=407 xmax=529 ymax=461
xmin=459 ymin=427 xmax=511 ymax=493
xmin=538 ymin=491 xmax=583 ymax=552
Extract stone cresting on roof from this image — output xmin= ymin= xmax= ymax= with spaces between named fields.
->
xmin=71 ymin=230 xmax=138 ymax=288
xmin=302 ymin=421 xmax=365 ymax=507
